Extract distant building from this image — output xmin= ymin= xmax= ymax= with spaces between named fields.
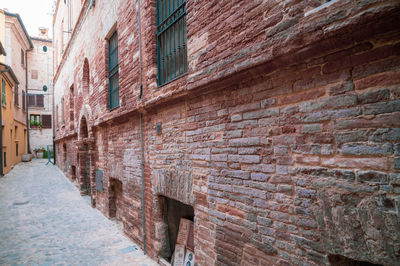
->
xmin=28 ymin=28 xmax=53 ymax=152
xmin=53 ymin=0 xmax=400 ymax=265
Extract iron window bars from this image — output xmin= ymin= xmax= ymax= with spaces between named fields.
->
xmin=157 ymin=0 xmax=188 ymax=86
xmin=108 ymin=31 xmax=119 ymax=110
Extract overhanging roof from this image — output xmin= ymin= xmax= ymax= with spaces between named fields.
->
xmin=4 ymin=11 xmax=34 ymax=49
xmin=0 ymin=63 xmax=20 ymax=85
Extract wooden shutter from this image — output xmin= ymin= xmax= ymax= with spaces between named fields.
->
xmin=36 ymin=95 xmax=44 ymax=107
xmin=1 ymin=79 xmax=5 ymax=106
xmin=14 ymin=85 xmax=19 ymax=106
xmin=28 ymin=95 xmax=35 ymax=106
xmin=22 ymin=91 xmax=26 ymax=110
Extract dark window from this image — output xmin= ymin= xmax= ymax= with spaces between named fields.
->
xmin=21 ymin=49 xmax=24 ymax=66
xmin=4 ymin=152 xmax=6 ymax=167
xmin=22 ymin=91 xmax=26 ymax=110
xmin=108 ymin=31 xmax=119 ymax=110
xmin=42 ymin=114 xmax=52 ymax=129
xmin=14 ymin=85 xmax=19 ymax=106
xmin=156 ymin=0 xmax=187 ymax=86
xmin=62 ymin=97 xmax=65 ymax=123
xmin=16 ymin=143 xmax=18 ymax=156
xmin=1 ymin=79 xmax=5 ymax=106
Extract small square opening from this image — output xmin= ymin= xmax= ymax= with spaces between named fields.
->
xmin=159 ymin=196 xmax=194 ymax=262
xmin=328 ymin=254 xmax=383 ymax=266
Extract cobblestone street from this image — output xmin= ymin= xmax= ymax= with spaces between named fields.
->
xmin=0 ymin=159 xmax=158 ymax=266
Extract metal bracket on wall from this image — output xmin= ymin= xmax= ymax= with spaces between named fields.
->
xmin=89 ymin=0 xmax=95 ymax=9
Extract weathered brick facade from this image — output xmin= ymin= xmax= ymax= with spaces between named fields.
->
xmin=54 ymin=0 xmax=400 ymax=265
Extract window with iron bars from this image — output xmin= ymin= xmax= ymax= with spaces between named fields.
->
xmin=157 ymin=0 xmax=187 ymax=86
xmin=108 ymin=31 xmax=119 ymax=110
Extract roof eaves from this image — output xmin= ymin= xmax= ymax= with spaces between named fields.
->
xmin=4 ymin=11 xmax=34 ymax=49
xmin=0 ymin=63 xmax=20 ymax=85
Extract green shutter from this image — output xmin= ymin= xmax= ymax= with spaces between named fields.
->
xmin=108 ymin=32 xmax=119 ymax=110
xmin=2 ymin=79 xmax=5 ymax=106
xmin=157 ymin=0 xmax=187 ymax=86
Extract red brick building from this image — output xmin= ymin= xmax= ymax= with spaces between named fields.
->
xmin=53 ymin=0 xmax=400 ymax=265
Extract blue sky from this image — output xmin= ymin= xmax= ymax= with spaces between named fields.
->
xmin=2 ymin=0 xmax=54 ymax=38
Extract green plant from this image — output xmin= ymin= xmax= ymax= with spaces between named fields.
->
xmin=33 ymin=147 xmax=45 ymax=152
xmin=30 ymin=120 xmax=43 ymax=128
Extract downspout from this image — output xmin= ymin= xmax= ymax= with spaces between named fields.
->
xmin=52 ymin=20 xmax=56 ymax=165
xmin=25 ymin=49 xmax=32 ymax=154
xmin=137 ymin=0 xmax=146 ymax=254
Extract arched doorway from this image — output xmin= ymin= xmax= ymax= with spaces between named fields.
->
xmin=78 ymin=116 xmax=91 ymax=196
xmin=63 ymin=143 xmax=67 ymax=172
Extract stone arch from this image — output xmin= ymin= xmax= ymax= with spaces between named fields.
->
xmin=78 ymin=104 xmax=92 ymax=140
xmin=83 ymin=58 xmax=90 ymax=95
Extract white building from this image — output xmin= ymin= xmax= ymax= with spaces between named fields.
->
xmin=27 ymin=28 xmax=53 ymax=151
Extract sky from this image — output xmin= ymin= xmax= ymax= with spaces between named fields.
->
xmin=2 ymin=0 xmax=55 ymax=38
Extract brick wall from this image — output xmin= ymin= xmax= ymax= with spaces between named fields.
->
xmin=54 ymin=0 xmax=400 ymax=265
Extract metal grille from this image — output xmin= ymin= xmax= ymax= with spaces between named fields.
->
xmin=108 ymin=31 xmax=119 ymax=110
xmin=42 ymin=114 xmax=52 ymax=128
xmin=157 ymin=0 xmax=187 ymax=86
xmin=95 ymin=169 xmax=103 ymax=192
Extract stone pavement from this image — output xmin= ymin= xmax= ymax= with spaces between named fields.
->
xmin=0 ymin=159 xmax=158 ymax=266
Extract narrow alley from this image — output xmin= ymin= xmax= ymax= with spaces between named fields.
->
xmin=0 ymin=159 xmax=158 ymax=266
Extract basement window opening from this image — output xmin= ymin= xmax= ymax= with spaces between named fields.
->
xmin=328 ymin=254 xmax=383 ymax=266
xmin=159 ymin=196 xmax=194 ymax=264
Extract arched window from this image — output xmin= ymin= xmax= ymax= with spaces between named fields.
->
xmin=83 ymin=58 xmax=90 ymax=95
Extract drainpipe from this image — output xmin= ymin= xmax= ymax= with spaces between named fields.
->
xmin=137 ymin=0 xmax=146 ymax=254
xmin=52 ymin=20 xmax=56 ymax=165
xmin=25 ymin=49 xmax=32 ymax=154
xmin=138 ymin=0 xmax=143 ymax=100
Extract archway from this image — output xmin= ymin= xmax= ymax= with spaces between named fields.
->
xmin=78 ymin=116 xmax=91 ymax=196
xmin=63 ymin=143 xmax=67 ymax=172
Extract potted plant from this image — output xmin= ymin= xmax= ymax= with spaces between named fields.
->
xmin=30 ymin=120 xmax=43 ymax=129
xmin=34 ymin=147 xmax=45 ymax=158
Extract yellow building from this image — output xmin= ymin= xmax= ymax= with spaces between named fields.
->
xmin=1 ymin=61 xmax=26 ymax=174
xmin=0 ymin=9 xmax=30 ymax=175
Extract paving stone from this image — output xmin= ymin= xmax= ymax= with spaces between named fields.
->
xmin=0 ymin=159 xmax=158 ymax=266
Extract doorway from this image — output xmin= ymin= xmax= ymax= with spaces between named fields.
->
xmin=109 ymin=178 xmax=123 ymax=221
